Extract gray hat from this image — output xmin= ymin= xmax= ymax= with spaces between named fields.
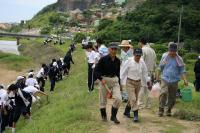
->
xmin=168 ymin=42 xmax=177 ymax=52
xmin=134 ymin=48 xmax=143 ymax=56
xmin=109 ymin=43 xmax=119 ymax=49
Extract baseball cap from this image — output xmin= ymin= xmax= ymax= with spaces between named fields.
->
xmin=17 ymin=76 xmax=24 ymax=81
xmin=168 ymin=42 xmax=177 ymax=52
xmin=134 ymin=48 xmax=143 ymax=56
xmin=109 ymin=43 xmax=119 ymax=49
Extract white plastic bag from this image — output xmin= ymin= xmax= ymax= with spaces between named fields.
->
xmin=150 ymin=82 xmax=161 ymax=98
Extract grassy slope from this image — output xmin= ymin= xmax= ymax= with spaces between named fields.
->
xmin=0 ymin=52 xmax=33 ymax=71
xmin=15 ymin=43 xmax=107 ymax=133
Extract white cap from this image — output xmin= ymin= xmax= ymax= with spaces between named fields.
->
xmin=53 ymin=62 xmax=57 ymax=67
xmin=17 ymin=76 xmax=24 ymax=81
xmin=60 ymin=58 xmax=64 ymax=61
xmin=28 ymin=72 xmax=34 ymax=76
xmin=198 ymin=56 xmax=200 ymax=59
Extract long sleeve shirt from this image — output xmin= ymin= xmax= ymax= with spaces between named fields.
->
xmin=120 ymin=49 xmax=133 ymax=64
xmin=95 ymin=55 xmax=120 ymax=81
xmin=120 ymin=57 xmax=148 ymax=86
xmin=160 ymin=53 xmax=185 ymax=83
xmin=142 ymin=45 xmax=157 ymax=73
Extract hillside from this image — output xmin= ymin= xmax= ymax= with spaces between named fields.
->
xmin=96 ymin=0 xmax=200 ymax=50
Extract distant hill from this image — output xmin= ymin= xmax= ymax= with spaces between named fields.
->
xmin=58 ymin=0 xmax=114 ymax=11
xmin=96 ymin=0 xmax=200 ymax=46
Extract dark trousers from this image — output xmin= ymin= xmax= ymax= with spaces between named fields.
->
xmin=13 ymin=106 xmax=27 ymax=123
xmin=50 ymin=78 xmax=56 ymax=91
xmin=88 ymin=63 xmax=94 ymax=91
xmin=195 ymin=78 xmax=200 ymax=92
xmin=37 ymin=77 xmax=45 ymax=92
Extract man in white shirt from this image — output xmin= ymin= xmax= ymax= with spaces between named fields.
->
xmin=25 ymin=72 xmax=38 ymax=87
xmin=138 ymin=38 xmax=157 ymax=109
xmin=121 ymin=48 xmax=148 ymax=122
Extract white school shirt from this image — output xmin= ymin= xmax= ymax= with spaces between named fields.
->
xmin=25 ymin=78 xmax=38 ymax=86
xmin=94 ymin=51 xmax=101 ymax=63
xmin=36 ymin=68 xmax=44 ymax=78
xmin=23 ymin=86 xmax=39 ymax=95
xmin=0 ymin=89 xmax=8 ymax=105
xmin=120 ymin=57 xmax=148 ymax=86
xmin=88 ymin=50 xmax=97 ymax=64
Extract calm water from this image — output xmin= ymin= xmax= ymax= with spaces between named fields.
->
xmin=0 ymin=40 xmax=19 ymax=55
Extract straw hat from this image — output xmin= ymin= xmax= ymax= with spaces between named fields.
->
xmin=119 ymin=40 xmax=132 ymax=48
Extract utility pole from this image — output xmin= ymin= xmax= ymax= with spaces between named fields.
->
xmin=178 ymin=5 xmax=183 ymax=44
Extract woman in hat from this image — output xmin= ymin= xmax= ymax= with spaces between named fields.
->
xmin=119 ymin=40 xmax=133 ymax=102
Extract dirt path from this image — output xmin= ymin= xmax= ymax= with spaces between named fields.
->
xmin=0 ymin=66 xmax=23 ymax=85
xmin=106 ymin=100 xmax=200 ymax=133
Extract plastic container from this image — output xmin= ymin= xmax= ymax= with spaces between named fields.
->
xmin=180 ymin=88 xmax=192 ymax=102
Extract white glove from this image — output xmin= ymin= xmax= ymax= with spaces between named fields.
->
xmin=92 ymin=64 xmax=96 ymax=69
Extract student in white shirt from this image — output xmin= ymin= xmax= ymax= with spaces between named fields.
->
xmin=25 ymin=72 xmax=38 ymax=87
xmin=86 ymin=42 xmax=97 ymax=92
xmin=23 ymin=85 xmax=48 ymax=117
xmin=120 ymin=48 xmax=148 ymax=122
xmin=36 ymin=64 xmax=47 ymax=92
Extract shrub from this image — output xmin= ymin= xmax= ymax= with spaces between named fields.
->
xmin=73 ymin=33 xmax=86 ymax=43
xmin=183 ymin=52 xmax=199 ymax=61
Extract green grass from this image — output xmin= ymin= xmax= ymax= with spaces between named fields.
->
xmin=0 ymin=52 xmax=33 ymax=71
xmin=10 ymin=44 xmax=107 ymax=133
xmin=0 ymin=36 xmax=16 ymax=41
xmin=19 ymin=38 xmax=64 ymax=66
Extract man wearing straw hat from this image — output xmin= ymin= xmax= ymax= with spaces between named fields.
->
xmin=119 ymin=40 xmax=133 ymax=102
xmin=157 ymin=42 xmax=188 ymax=117
xmin=95 ymin=43 xmax=122 ymax=124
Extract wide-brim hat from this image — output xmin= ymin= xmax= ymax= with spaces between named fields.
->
xmin=119 ymin=40 xmax=132 ymax=48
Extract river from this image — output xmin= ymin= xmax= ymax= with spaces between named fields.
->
xmin=0 ymin=40 xmax=20 ymax=55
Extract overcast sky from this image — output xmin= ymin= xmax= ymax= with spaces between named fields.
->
xmin=0 ymin=0 xmax=57 ymax=23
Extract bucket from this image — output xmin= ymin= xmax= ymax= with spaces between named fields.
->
xmin=180 ymin=88 xmax=192 ymax=102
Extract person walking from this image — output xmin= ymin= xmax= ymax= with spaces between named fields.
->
xmin=48 ymin=62 xmax=59 ymax=92
xmin=157 ymin=43 xmax=188 ymax=117
xmin=119 ymin=40 xmax=133 ymax=102
xmin=63 ymin=50 xmax=74 ymax=75
xmin=138 ymin=38 xmax=157 ymax=109
xmin=86 ymin=42 xmax=98 ymax=92
xmin=95 ymin=43 xmax=122 ymax=124
xmin=121 ymin=48 xmax=148 ymax=122
xmin=194 ymin=56 xmax=200 ymax=92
